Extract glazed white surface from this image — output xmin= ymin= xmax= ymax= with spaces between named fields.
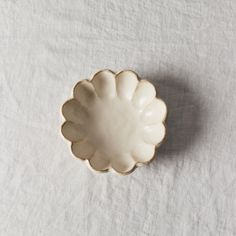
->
xmin=1 ymin=1 xmax=236 ymax=235
xmin=61 ymin=70 xmax=167 ymax=173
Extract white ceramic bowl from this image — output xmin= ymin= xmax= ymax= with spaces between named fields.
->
xmin=61 ymin=70 xmax=167 ymax=175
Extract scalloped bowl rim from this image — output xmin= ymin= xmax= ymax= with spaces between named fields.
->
xmin=61 ymin=69 xmax=167 ymax=175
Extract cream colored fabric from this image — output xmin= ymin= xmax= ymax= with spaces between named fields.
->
xmin=1 ymin=1 xmax=236 ymax=235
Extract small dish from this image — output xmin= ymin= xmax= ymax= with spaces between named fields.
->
xmin=61 ymin=70 xmax=167 ymax=175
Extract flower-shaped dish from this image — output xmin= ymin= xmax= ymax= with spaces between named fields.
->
xmin=61 ymin=70 xmax=167 ymax=175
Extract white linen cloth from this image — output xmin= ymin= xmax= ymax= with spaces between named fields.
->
xmin=1 ymin=1 xmax=236 ymax=235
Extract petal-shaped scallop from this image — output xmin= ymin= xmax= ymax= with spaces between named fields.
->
xmin=91 ymin=70 xmax=116 ymax=99
xmin=74 ymin=80 xmax=96 ymax=106
xmin=141 ymin=98 xmax=167 ymax=125
xmin=143 ymin=123 xmax=166 ymax=145
xmin=89 ymin=152 xmax=110 ymax=171
xmin=111 ymin=154 xmax=135 ymax=174
xmin=61 ymin=121 xmax=85 ymax=142
xmin=132 ymin=80 xmax=156 ymax=110
xmin=116 ymin=71 xmax=139 ymax=100
xmin=62 ymin=99 xmax=88 ymax=124
xmin=71 ymin=140 xmax=95 ymax=160
xmin=132 ymin=143 xmax=155 ymax=162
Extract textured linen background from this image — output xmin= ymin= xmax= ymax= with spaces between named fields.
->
xmin=1 ymin=1 xmax=236 ymax=235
